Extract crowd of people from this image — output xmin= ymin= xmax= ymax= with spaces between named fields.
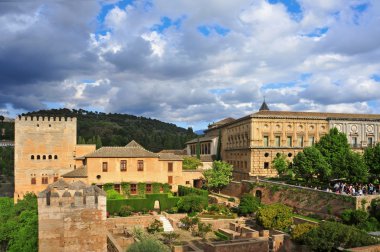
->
xmin=331 ymin=182 xmax=378 ymax=196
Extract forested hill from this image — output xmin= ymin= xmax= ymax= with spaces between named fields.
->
xmin=23 ymin=108 xmax=198 ymax=152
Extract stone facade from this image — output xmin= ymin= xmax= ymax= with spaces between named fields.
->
xmin=38 ymin=180 xmax=107 ymax=252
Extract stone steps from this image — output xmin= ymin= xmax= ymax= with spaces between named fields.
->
xmin=159 ymin=216 xmax=174 ymax=232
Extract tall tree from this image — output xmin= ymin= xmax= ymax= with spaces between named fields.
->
xmin=203 ymin=161 xmax=233 ymax=193
xmin=216 ymin=129 xmax=222 ymax=161
xmin=272 ymin=154 xmax=289 ymax=177
xmin=196 ymin=137 xmax=200 ymax=160
xmin=364 ymin=143 xmax=380 ymax=180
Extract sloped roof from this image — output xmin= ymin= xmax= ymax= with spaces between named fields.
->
xmin=84 ymin=140 xmax=157 ymax=158
xmin=259 ymin=101 xmax=270 ymax=111
xmin=185 ymin=136 xmax=217 ymax=144
xmin=158 ymin=153 xmax=183 ymax=161
xmin=62 ymin=166 xmax=88 ymax=178
xmin=253 ymin=110 xmax=380 ymax=120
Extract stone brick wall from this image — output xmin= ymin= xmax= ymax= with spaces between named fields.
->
xmin=106 ymin=215 xmax=156 ymax=230
xmin=203 ymin=238 xmax=269 ymax=252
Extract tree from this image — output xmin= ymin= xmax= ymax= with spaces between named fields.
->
xmin=238 ymin=194 xmax=261 ymax=215
xmin=203 ymin=161 xmax=233 ymax=193
xmin=272 ymin=154 xmax=289 ymax=177
xmin=364 ymin=143 xmax=380 ymax=179
xmin=128 ymin=229 xmax=170 ymax=252
xmin=177 ymin=195 xmax=206 ymax=213
xmin=182 ymin=156 xmax=202 ymax=170
xmin=161 ymin=232 xmax=180 ymax=247
xmin=147 ymin=220 xmax=163 ymax=234
xmin=291 ymin=223 xmax=317 ymax=243
xmin=194 ymin=222 xmax=212 ymax=240
xmin=216 ymin=129 xmax=222 ymax=161
xmin=343 ymin=151 xmax=368 ymax=183
xmin=196 ymin=138 xmax=201 ymax=160
xmin=256 ymin=203 xmax=293 ymax=231
xmin=179 ymin=216 xmax=199 ymax=232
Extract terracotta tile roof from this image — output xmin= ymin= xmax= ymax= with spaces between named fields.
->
xmin=209 ymin=117 xmax=236 ymax=128
xmin=62 ymin=166 xmax=88 ymax=178
xmin=253 ymin=110 xmax=380 ymax=120
xmin=84 ymin=140 xmax=157 ymax=158
xmin=158 ymin=153 xmax=183 ymax=161
xmin=159 ymin=149 xmax=187 ymax=155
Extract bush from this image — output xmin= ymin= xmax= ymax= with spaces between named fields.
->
xmin=179 ymin=216 xmax=199 ymax=231
xmin=152 ymin=183 xmax=162 ymax=194
xmin=161 ymin=232 xmax=180 ymax=246
xmin=119 ymin=205 xmax=133 ymax=217
xmin=183 ymin=156 xmax=202 ymax=170
xmin=256 ymin=203 xmax=293 ymax=231
xmin=103 ymin=183 xmax=114 ymax=192
xmin=106 ymin=189 xmax=124 ymax=200
xmin=291 ymin=223 xmax=317 ymax=243
xmin=214 ymin=231 xmax=230 ymax=241
xmin=177 ymin=194 xmax=207 ymax=213
xmin=147 ymin=219 xmax=163 ymax=234
xmin=238 ymin=194 xmax=261 ymax=215
xmin=301 ymin=221 xmax=378 ymax=251
xmin=228 ymin=197 xmax=235 ymax=202
xmin=127 ymin=236 xmax=169 ymax=252
xmin=194 ymin=222 xmax=212 ymax=239
xmin=137 ymin=183 xmax=146 ymax=197
xmin=121 ymin=182 xmax=131 ymax=197
xmin=341 ymin=209 xmax=369 ymax=226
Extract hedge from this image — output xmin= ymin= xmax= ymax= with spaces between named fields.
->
xmin=178 ymin=185 xmax=208 ymax=198
xmin=107 ymin=193 xmax=180 ymax=215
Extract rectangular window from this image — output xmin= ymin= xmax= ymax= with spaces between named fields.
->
xmin=137 ymin=160 xmax=144 ymax=171
xmin=114 ymin=184 xmax=120 ymax=193
xmin=287 ymin=136 xmax=292 ymax=147
xmin=102 ymin=162 xmax=108 ymax=172
xmin=263 ymin=136 xmax=269 ymax=147
xmin=42 ymin=176 xmax=48 ymax=184
xmin=120 ymin=160 xmax=127 ymax=172
xmin=168 ymin=176 xmax=173 ymax=184
xmin=352 ymin=137 xmax=358 ymax=147
xmin=264 ymin=162 xmax=269 ymax=169
xmin=54 ymin=176 xmax=58 ymax=182
xmin=168 ymin=162 xmax=173 ymax=172
xmin=146 ymin=184 xmax=152 ymax=193
xmin=31 ymin=177 xmax=36 ymax=185
xmin=309 ymin=136 xmax=315 ymax=146
xmin=131 ymin=184 xmax=137 ymax=194
xmin=275 ymin=136 xmax=281 ymax=147
xmin=368 ymin=137 xmax=373 ymax=147
xmin=297 ymin=136 xmax=304 ymax=147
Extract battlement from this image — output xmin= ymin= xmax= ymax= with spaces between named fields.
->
xmin=16 ymin=116 xmax=77 ymax=122
xmin=37 ymin=179 xmax=106 ymax=209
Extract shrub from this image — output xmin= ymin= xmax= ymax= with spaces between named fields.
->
xmin=341 ymin=209 xmax=369 ymax=226
xmin=238 ymin=194 xmax=261 ymax=215
xmin=119 ymin=205 xmax=133 ymax=217
xmin=183 ymin=156 xmax=202 ymax=170
xmin=106 ymin=189 xmax=124 ymax=200
xmin=177 ymin=194 xmax=207 ymax=213
xmin=256 ymin=203 xmax=293 ymax=231
xmin=301 ymin=221 xmax=378 ymax=251
xmin=291 ymin=223 xmax=317 ymax=243
xmin=121 ymin=182 xmax=131 ymax=197
xmin=152 ymin=183 xmax=162 ymax=194
xmin=179 ymin=216 xmax=199 ymax=231
xmin=137 ymin=183 xmax=146 ymax=197
xmin=214 ymin=231 xmax=230 ymax=241
xmin=147 ymin=219 xmax=163 ymax=234
xmin=162 ymin=183 xmax=171 ymax=193
xmin=161 ymin=232 xmax=180 ymax=246
xmin=194 ymin=222 xmax=212 ymax=239
xmin=103 ymin=183 xmax=114 ymax=192
xmin=127 ymin=236 xmax=169 ymax=252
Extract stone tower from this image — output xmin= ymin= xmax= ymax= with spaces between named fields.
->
xmin=14 ymin=116 xmax=77 ymax=200
xmin=38 ymin=180 xmax=107 ymax=252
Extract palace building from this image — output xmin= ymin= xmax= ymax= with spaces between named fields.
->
xmin=14 ymin=116 xmax=203 ymax=201
xmin=187 ymin=102 xmax=380 ymax=180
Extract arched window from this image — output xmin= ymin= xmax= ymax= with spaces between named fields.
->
xmin=43 ymin=155 xmax=46 ymax=160
xmin=31 ymin=155 xmax=35 ymax=160
xmin=54 ymin=155 xmax=58 ymax=160
xmin=37 ymin=155 xmax=40 ymax=160
xmin=48 ymin=155 xmax=52 ymax=160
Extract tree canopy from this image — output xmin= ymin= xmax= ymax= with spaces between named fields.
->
xmin=364 ymin=143 xmax=380 ymax=179
xmin=203 ymin=161 xmax=233 ymax=193
xmin=182 ymin=156 xmax=202 ymax=170
xmin=272 ymin=154 xmax=290 ymax=178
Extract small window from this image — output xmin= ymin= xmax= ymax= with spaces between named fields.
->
xmin=186 ymin=181 xmax=190 ymax=185
xmin=168 ymin=176 xmax=173 ymax=184
xmin=288 ymin=153 xmax=292 ymax=157
xmin=137 ymin=160 xmax=144 ymax=171
xmin=120 ymin=160 xmax=127 ymax=172
xmin=31 ymin=155 xmax=35 ymax=160
xmin=37 ymin=155 xmax=41 ymax=160
xmin=168 ymin=162 xmax=173 ymax=172
xmin=54 ymin=176 xmax=58 ymax=182
xmin=264 ymin=162 xmax=269 ymax=169
xmin=49 ymin=124 xmax=51 ymax=127
xmin=131 ymin=184 xmax=137 ymax=194
xmin=54 ymin=155 xmax=58 ymax=160
xmin=287 ymin=136 xmax=292 ymax=147
xmin=263 ymin=136 xmax=269 ymax=147
xmin=37 ymin=124 xmax=39 ymax=127
xmin=43 ymin=155 xmax=46 ymax=160
xmin=48 ymin=155 xmax=52 ymax=160
xmin=42 ymin=176 xmax=48 ymax=184
xmin=146 ymin=184 xmax=152 ymax=193
xmin=264 ymin=153 xmax=269 ymax=157
xmin=102 ymin=162 xmax=108 ymax=172
xmin=31 ymin=177 xmax=36 ymax=185
xmin=275 ymin=136 xmax=281 ymax=147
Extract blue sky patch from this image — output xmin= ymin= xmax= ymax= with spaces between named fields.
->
xmin=263 ymin=81 xmax=296 ymax=89
xmin=352 ymin=2 xmax=369 ymax=13
xmin=302 ymin=27 xmax=329 ymax=38
xmin=371 ymin=74 xmax=380 ymax=82
xmin=268 ymin=0 xmax=303 ymax=21
xmin=151 ymin=16 xmax=184 ymax=33
xmin=197 ymin=24 xmax=230 ymax=37
xmin=209 ymin=88 xmax=233 ymax=95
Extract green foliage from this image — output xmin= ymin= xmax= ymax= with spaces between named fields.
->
xmin=216 ymin=129 xmax=222 ymax=161
xmin=178 ymin=185 xmax=208 ymax=202
xmin=107 ymin=194 xmax=180 ymax=215
xmin=370 ymin=198 xmax=380 ymax=221
xmin=161 ymin=232 xmax=180 ymax=246
xmin=256 ymin=203 xmax=293 ymax=231
xmin=147 ymin=219 xmax=163 ymax=234
xmin=341 ymin=209 xmax=369 ymax=226
xmin=182 ymin=156 xmax=202 ymax=170
xmin=203 ymin=161 xmax=233 ymax=193
xmin=152 ymin=183 xmax=161 ymax=194
xmin=121 ymin=182 xmax=131 ymax=197
xmin=106 ymin=189 xmax=124 ymax=200
xmin=0 ymin=121 xmax=14 ymax=141
xmin=272 ymin=154 xmax=289 ymax=177
xmin=364 ymin=143 xmax=380 ymax=179
xmin=179 ymin=216 xmax=199 ymax=231
xmin=127 ymin=228 xmax=170 ymax=252
xmin=194 ymin=222 xmax=212 ymax=239
xmin=301 ymin=221 xmax=378 ymax=251
xmin=0 ymin=194 xmax=38 ymax=252
xmin=103 ymin=183 xmax=114 ymax=192
xmin=292 ymin=147 xmax=331 ymax=182
xmin=344 ymin=151 xmax=368 ymax=183
xmin=291 ymin=223 xmax=317 ymax=243
xmin=24 ymin=108 xmax=198 ymax=152
xmin=177 ymin=194 xmax=207 ymax=213
xmin=162 ymin=183 xmax=171 ymax=193
xmin=119 ymin=205 xmax=134 ymax=217
xmin=196 ymin=138 xmax=201 ymax=160
xmin=214 ymin=231 xmax=230 ymax=240
xmin=137 ymin=183 xmax=146 ymax=197
xmin=0 ymin=146 xmax=14 ymax=177
xmin=238 ymin=194 xmax=261 ymax=215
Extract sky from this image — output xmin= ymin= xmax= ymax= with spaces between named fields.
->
xmin=0 ymin=0 xmax=380 ymax=130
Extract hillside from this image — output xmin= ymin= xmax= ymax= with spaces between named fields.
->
xmin=23 ymin=108 xmax=197 ymax=152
